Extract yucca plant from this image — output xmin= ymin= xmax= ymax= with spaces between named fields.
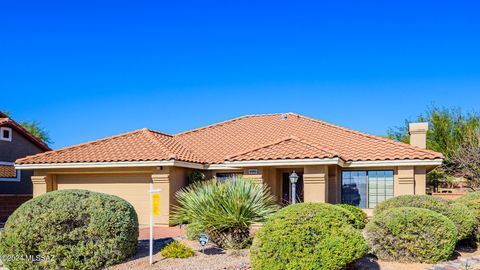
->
xmin=171 ymin=177 xmax=278 ymax=249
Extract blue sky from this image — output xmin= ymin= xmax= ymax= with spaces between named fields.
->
xmin=1 ymin=1 xmax=479 ymax=149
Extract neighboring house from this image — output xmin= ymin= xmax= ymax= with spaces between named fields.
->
xmin=0 ymin=112 xmax=50 ymax=222
xmin=16 ymin=113 xmax=442 ymax=225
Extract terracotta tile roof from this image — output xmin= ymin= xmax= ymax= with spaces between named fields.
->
xmin=0 ymin=165 xmax=16 ymax=178
xmin=0 ymin=113 xmax=50 ymax=151
xmin=17 ymin=128 xmax=203 ymax=164
xmin=16 ymin=113 xmax=442 ymax=165
xmin=226 ymin=136 xmax=339 ymax=161
xmin=175 ymin=113 xmax=442 ymax=163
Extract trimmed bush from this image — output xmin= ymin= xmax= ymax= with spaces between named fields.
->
xmin=161 ymin=241 xmax=195 ymax=258
xmin=171 ymin=178 xmax=278 ymax=249
xmin=336 ymin=204 xmax=368 ymax=229
xmin=250 ymin=203 xmax=368 ymax=270
xmin=366 ymin=207 xmax=457 ymax=263
xmin=186 ymin=222 xmax=205 ymax=240
xmin=0 ymin=189 xmax=139 ymax=270
xmin=457 ymin=192 xmax=480 ymax=240
xmin=374 ymin=195 xmax=476 ymax=240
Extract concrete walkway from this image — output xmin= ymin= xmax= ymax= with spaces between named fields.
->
xmin=427 ymin=256 xmax=480 ymax=270
xmin=138 ymin=225 xmax=186 ymax=240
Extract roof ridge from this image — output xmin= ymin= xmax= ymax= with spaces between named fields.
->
xmin=292 ymin=113 xmax=441 ymax=157
xmin=143 ymin=128 xmax=173 ymax=137
xmin=175 ymin=113 xmax=288 ymax=137
xmin=141 ymin=129 xmax=177 ymax=159
xmin=144 ymin=128 xmax=206 ymax=162
xmin=226 ymin=135 xmax=339 ymax=160
xmin=16 ymin=128 xmax=148 ymax=163
xmin=294 ymin=137 xmax=341 ymax=157
xmin=226 ymin=135 xmax=296 ymax=160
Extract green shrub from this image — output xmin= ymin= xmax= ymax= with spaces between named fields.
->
xmin=161 ymin=241 xmax=195 ymax=258
xmin=374 ymin=195 xmax=476 ymax=240
xmin=457 ymin=192 xmax=480 ymax=240
xmin=188 ymin=170 xmax=206 ymax=184
xmin=366 ymin=207 xmax=457 ymax=263
xmin=0 ymin=189 xmax=138 ymax=270
xmin=336 ymin=204 xmax=368 ymax=229
xmin=250 ymin=203 xmax=368 ymax=270
xmin=186 ymin=222 xmax=205 ymax=240
xmin=171 ymin=178 xmax=278 ymax=249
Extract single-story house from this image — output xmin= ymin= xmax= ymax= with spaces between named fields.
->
xmin=16 ymin=113 xmax=443 ymax=226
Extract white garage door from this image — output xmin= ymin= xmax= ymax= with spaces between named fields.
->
xmin=56 ymin=174 xmax=151 ymax=225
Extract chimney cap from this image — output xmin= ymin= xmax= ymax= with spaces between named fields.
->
xmin=408 ymin=122 xmax=429 ymax=134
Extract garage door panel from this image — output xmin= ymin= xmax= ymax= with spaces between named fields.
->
xmin=56 ymin=174 xmax=150 ymax=225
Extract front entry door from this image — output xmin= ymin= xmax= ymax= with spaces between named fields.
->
xmin=282 ymin=172 xmax=304 ymax=204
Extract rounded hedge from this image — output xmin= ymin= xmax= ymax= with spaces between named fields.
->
xmin=0 ymin=189 xmax=139 ymax=270
xmin=457 ymin=192 xmax=480 ymax=240
xmin=374 ymin=195 xmax=476 ymax=240
xmin=336 ymin=204 xmax=368 ymax=229
xmin=250 ymin=203 xmax=368 ymax=270
xmin=366 ymin=207 xmax=457 ymax=263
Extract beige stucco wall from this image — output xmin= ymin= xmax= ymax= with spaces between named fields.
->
xmin=31 ymin=166 xmax=191 ymax=226
xmin=327 ymin=165 xmax=340 ymax=203
xmin=29 ymin=163 xmax=432 ymax=226
xmin=414 ymin=166 xmax=427 ymax=195
xmin=56 ymin=173 xmax=151 ymax=224
xmin=303 ymin=165 xmax=328 ymax=203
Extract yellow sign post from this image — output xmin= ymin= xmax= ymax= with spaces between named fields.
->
xmin=152 ymin=193 xmax=161 ymax=217
xmin=149 ymin=184 xmax=162 ymax=265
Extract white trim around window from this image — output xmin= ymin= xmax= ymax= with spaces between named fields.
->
xmin=0 ymin=161 xmax=21 ymax=182
xmin=0 ymin=127 xmax=12 ymax=142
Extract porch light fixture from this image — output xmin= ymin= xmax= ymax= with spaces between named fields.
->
xmin=289 ymin=171 xmax=299 ymax=205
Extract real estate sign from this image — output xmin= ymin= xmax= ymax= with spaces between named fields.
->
xmin=152 ymin=193 xmax=161 ymax=217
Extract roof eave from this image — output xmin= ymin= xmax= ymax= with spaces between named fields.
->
xmin=343 ymin=158 xmax=443 ymax=168
xmin=15 ymin=160 xmax=205 ymax=170
xmin=1 ymin=120 xmax=51 ymax=151
xmin=223 ymin=157 xmax=343 ymax=167
xmin=222 ymin=157 xmax=443 ymax=168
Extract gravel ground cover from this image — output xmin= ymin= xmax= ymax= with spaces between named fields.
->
xmin=106 ymin=238 xmax=250 ymax=270
xmin=107 ymin=238 xmax=480 ymax=270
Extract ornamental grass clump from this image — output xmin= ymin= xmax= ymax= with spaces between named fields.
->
xmin=250 ymin=203 xmax=368 ymax=270
xmin=0 ymin=189 xmax=139 ymax=270
xmin=171 ymin=177 xmax=278 ymax=249
xmin=366 ymin=207 xmax=457 ymax=263
xmin=375 ymin=195 xmax=477 ymax=241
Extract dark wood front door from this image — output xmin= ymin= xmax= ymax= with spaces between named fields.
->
xmin=282 ymin=172 xmax=304 ymax=204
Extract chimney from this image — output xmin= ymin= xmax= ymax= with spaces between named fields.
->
xmin=408 ymin=122 xmax=428 ymax=148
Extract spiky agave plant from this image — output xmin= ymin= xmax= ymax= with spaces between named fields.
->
xmin=171 ymin=177 xmax=278 ymax=249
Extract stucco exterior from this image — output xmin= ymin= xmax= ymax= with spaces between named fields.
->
xmin=30 ymin=166 xmax=191 ymax=226
xmin=28 ymin=163 xmax=432 ymax=225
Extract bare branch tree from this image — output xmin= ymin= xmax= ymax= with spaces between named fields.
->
xmin=451 ymin=132 xmax=480 ymax=190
